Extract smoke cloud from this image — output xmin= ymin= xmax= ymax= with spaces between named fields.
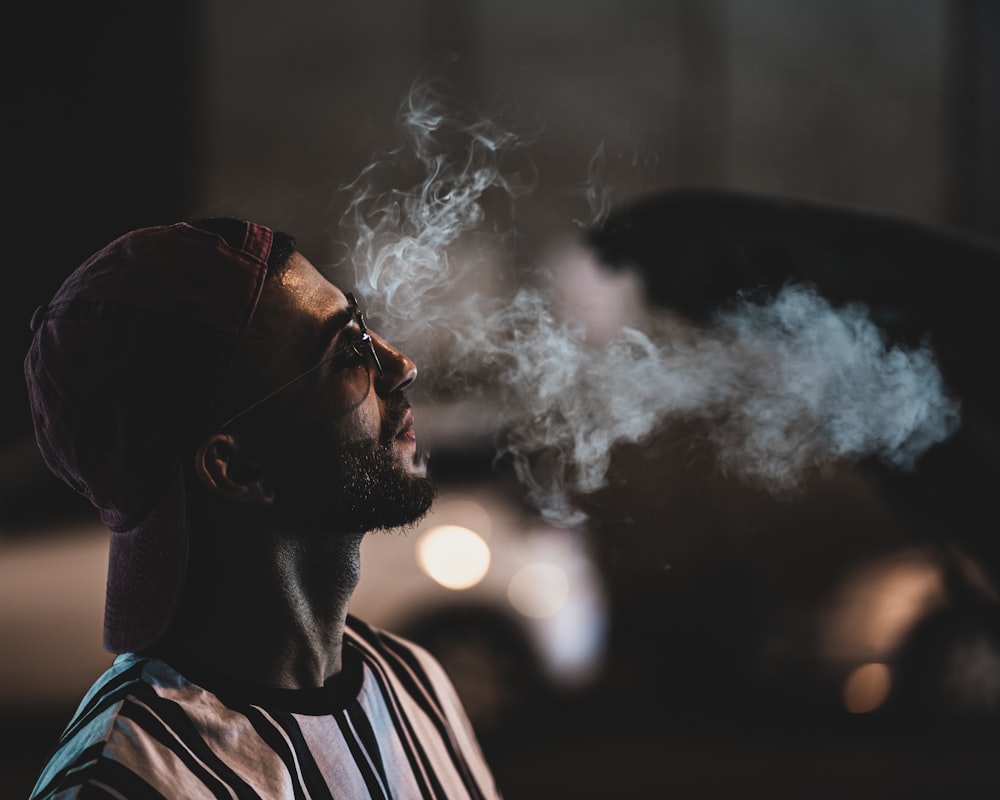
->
xmin=336 ymin=78 xmax=961 ymax=525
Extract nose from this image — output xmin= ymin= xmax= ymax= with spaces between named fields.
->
xmin=371 ymin=333 xmax=417 ymax=396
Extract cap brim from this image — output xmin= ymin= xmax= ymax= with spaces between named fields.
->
xmin=102 ymin=465 xmax=188 ymax=654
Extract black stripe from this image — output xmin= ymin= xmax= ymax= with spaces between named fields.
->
xmin=31 ymin=746 xmax=169 ymax=800
xmin=349 ymin=625 xmax=448 ymax=798
xmin=351 ymin=624 xmax=446 ymax=720
xmin=136 ymin=692 xmax=265 ymax=800
xmin=80 ymin=757 xmax=170 ymax=799
xmin=268 ymin=710 xmax=336 ymax=800
xmin=30 ymin=741 xmax=104 ymax=799
xmin=74 ymin=786 xmax=122 ymax=800
xmin=241 ymin=705 xmax=311 ymax=800
xmin=380 ymin=635 xmax=446 ymax=716
xmin=358 ymin=644 xmax=444 ymax=799
xmin=352 ymin=624 xmax=488 ymax=800
xmin=347 ymin=627 xmax=437 ymax=798
xmin=339 ymin=704 xmax=391 ymax=799
xmin=380 ymin=637 xmax=487 ymax=800
xmin=371 ymin=633 xmax=470 ymax=789
xmin=119 ymin=699 xmax=239 ymax=799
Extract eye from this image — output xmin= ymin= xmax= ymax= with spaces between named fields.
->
xmin=329 ymin=324 xmax=369 ymax=367
xmin=347 ymin=324 xmax=369 ymax=348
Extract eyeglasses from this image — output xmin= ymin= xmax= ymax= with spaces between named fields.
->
xmin=216 ymin=292 xmax=383 ymax=431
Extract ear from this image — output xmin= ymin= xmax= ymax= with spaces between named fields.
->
xmin=193 ymin=433 xmax=275 ymax=505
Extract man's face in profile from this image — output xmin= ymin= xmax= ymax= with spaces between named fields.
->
xmin=223 ymin=251 xmax=436 ymax=533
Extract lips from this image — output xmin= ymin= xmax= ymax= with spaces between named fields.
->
xmin=395 ymin=409 xmax=416 ymax=443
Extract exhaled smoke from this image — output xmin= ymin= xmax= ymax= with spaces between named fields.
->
xmin=574 ymin=140 xmax=661 ymax=230
xmin=338 ymin=78 xmax=961 ymax=525
xmin=580 ymin=141 xmax=611 ymax=228
xmin=338 ymin=76 xmax=536 ymax=358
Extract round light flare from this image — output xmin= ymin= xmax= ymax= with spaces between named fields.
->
xmin=507 ymin=563 xmax=570 ymax=619
xmin=843 ymin=662 xmax=892 ymax=714
xmin=416 ymin=525 xmax=491 ymax=590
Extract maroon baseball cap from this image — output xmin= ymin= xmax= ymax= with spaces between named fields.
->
xmin=24 ymin=220 xmax=274 ymax=653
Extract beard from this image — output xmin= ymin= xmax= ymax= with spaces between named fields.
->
xmin=301 ymin=435 xmax=435 ymax=533
xmin=265 ymin=399 xmax=436 ymax=534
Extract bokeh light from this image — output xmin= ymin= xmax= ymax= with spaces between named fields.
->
xmin=507 ymin=562 xmax=570 ymax=619
xmin=843 ymin=662 xmax=892 ymax=714
xmin=416 ymin=525 xmax=491 ymax=590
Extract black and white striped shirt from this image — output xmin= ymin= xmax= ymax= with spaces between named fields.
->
xmin=30 ymin=616 xmax=502 ymax=799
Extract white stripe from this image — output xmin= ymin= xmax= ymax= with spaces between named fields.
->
xmin=343 ymin=710 xmax=391 ymax=799
xmin=351 ymin=637 xmax=439 ymax=793
xmin=255 ymin=707 xmax=313 ymax=799
xmin=350 ymin=627 xmax=496 ymax=798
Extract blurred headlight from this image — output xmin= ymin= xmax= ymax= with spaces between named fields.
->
xmin=507 ymin=563 xmax=570 ymax=619
xmin=417 ymin=525 xmax=491 ymax=590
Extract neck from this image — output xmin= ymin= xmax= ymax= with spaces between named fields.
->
xmin=150 ymin=519 xmax=366 ymax=690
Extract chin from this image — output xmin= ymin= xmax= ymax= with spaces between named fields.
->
xmin=368 ymin=470 xmax=437 ymax=532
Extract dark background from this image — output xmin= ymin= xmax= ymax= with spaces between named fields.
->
xmin=4 ymin=1 xmax=1000 ymax=797
xmin=5 ymin=1 xmax=999 ymax=446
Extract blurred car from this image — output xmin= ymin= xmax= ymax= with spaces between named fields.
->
xmin=582 ymin=187 xmax=1000 ymax=731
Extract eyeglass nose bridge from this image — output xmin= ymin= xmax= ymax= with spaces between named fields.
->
xmin=358 ymin=331 xmax=384 ymax=376
xmin=346 ymin=293 xmax=384 ymax=377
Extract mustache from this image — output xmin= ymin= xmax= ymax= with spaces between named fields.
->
xmin=379 ymin=394 xmax=413 ymax=447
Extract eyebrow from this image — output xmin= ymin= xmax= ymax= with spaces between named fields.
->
xmin=315 ymin=300 xmax=358 ymax=361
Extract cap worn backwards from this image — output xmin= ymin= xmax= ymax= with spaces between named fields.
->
xmin=24 ymin=220 xmax=274 ymax=653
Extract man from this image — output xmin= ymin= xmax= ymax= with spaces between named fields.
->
xmin=25 ymin=217 xmax=502 ymax=798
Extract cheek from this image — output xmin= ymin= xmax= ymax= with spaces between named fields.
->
xmin=289 ymin=365 xmax=381 ymax=442
xmin=341 ymin=403 xmax=381 ymax=442
xmin=321 ymin=383 xmax=381 ymax=444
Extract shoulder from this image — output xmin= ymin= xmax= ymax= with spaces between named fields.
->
xmin=28 ymin=654 xmax=215 ymax=799
xmin=28 ymin=655 xmax=152 ymax=797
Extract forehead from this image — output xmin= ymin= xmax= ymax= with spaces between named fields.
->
xmin=265 ymin=252 xmax=348 ymax=324
xmin=247 ymin=252 xmax=351 ymax=364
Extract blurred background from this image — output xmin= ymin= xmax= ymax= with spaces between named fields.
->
xmin=4 ymin=1 xmax=1000 ymax=797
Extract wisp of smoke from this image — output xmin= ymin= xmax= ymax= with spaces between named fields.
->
xmin=337 ymin=78 xmax=961 ymax=525
xmin=338 ymin=77 xmax=535 ymax=361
